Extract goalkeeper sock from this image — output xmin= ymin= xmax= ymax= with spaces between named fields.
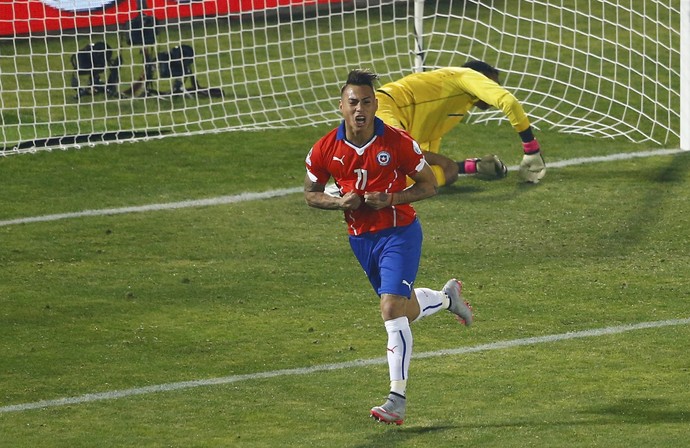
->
xmin=407 ymin=164 xmax=446 ymax=187
xmin=411 ymin=288 xmax=450 ymax=323
xmin=390 ymin=380 xmax=407 ymax=397
xmin=430 ymin=164 xmax=447 ymax=187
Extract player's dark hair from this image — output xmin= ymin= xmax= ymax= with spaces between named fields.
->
xmin=341 ymin=68 xmax=379 ymax=94
xmin=462 ymin=60 xmax=500 ymax=78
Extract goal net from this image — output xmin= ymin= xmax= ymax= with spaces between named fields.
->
xmin=422 ymin=0 xmax=685 ymax=148
xmin=0 ymin=0 xmax=686 ymax=154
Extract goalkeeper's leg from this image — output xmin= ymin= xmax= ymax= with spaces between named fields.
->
xmin=408 ymin=152 xmax=507 ymax=186
xmin=422 ymin=152 xmax=460 ymax=187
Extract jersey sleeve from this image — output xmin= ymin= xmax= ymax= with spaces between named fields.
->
xmin=456 ymin=71 xmax=532 ymax=133
xmin=396 ymin=129 xmax=427 ymax=176
xmin=305 ymin=143 xmax=330 ymax=185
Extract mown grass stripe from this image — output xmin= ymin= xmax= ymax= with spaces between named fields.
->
xmin=2 ymin=317 xmax=688 ymax=414
xmin=0 ymin=148 xmax=686 ymax=228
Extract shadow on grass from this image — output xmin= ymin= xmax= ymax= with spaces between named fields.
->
xmin=579 ymin=397 xmax=690 ymax=424
xmin=595 ymin=152 xmax=690 ymax=256
xmin=353 ymin=424 xmax=457 ymax=448
xmin=354 ymin=399 xmax=688 ymax=447
xmin=437 ymin=176 xmax=541 ymax=202
xmin=436 ymin=183 xmax=486 ymax=195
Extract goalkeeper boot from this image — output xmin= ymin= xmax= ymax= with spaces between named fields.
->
xmin=443 ymin=279 xmax=474 ymax=326
xmin=370 ymin=392 xmax=406 ymax=425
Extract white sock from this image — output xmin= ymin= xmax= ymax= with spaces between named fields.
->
xmin=412 ymin=287 xmax=450 ymax=323
xmin=390 ymin=380 xmax=407 ymax=397
xmin=384 ymin=316 xmax=413 ymax=397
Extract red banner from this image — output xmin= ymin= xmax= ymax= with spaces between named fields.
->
xmin=0 ymin=0 xmax=346 ymax=36
xmin=0 ymin=1 xmax=139 ymax=36
xmin=148 ymin=1 xmax=344 ymax=20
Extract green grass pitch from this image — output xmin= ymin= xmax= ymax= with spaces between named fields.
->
xmin=0 ymin=122 xmax=689 ymax=446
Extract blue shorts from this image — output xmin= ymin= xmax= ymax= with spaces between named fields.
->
xmin=349 ymin=219 xmax=423 ymax=298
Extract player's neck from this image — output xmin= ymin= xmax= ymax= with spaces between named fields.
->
xmin=345 ymin=127 xmax=374 ymax=147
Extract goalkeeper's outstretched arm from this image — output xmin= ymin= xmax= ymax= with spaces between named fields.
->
xmin=517 ymin=126 xmax=546 ymax=183
xmin=463 ymin=61 xmax=547 ymax=183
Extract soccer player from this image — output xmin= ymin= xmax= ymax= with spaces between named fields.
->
xmin=375 ymin=60 xmax=546 ymax=185
xmin=304 ymin=69 xmax=474 ymax=425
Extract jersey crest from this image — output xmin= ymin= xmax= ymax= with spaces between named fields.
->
xmin=376 ymin=151 xmax=391 ymax=166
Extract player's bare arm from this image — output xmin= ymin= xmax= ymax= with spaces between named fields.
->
xmin=304 ymin=175 xmax=362 ymax=210
xmin=396 ymin=162 xmax=438 ymax=204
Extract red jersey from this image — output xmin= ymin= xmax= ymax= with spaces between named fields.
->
xmin=306 ymin=118 xmax=427 ymax=235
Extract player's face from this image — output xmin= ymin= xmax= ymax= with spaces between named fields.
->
xmin=339 ymin=85 xmax=378 ymax=136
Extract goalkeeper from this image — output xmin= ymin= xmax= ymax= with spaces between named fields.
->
xmin=375 ymin=60 xmax=546 ymax=185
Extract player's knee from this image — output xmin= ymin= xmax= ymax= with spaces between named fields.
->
xmin=380 ymin=294 xmax=408 ymax=320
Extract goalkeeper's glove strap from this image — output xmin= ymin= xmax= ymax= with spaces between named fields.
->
xmin=458 ymin=158 xmax=478 ymax=174
xmin=522 ymin=139 xmax=540 ymax=155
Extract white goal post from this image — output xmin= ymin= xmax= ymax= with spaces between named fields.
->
xmin=682 ymin=0 xmax=689 ymax=150
xmin=0 ymin=0 xmax=687 ymax=154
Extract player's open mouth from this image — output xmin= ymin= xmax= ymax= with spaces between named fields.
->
xmin=355 ymin=115 xmax=366 ymax=125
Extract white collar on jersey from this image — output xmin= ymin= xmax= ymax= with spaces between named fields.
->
xmin=336 ymin=117 xmax=386 ymax=155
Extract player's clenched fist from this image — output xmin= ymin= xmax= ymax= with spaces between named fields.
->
xmin=364 ymin=191 xmax=393 ymax=210
xmin=340 ymin=191 xmax=362 ymax=210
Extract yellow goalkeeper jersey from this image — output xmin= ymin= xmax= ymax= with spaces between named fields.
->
xmin=375 ymin=67 xmax=532 ymax=152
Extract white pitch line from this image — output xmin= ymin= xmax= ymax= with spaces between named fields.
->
xmin=0 ymin=187 xmax=302 ymax=227
xmin=0 ymin=148 xmax=686 ymax=228
xmin=512 ymin=147 xmax=686 ymax=170
xmin=1 ymin=317 xmax=688 ymax=414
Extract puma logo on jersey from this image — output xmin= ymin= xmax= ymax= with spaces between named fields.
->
xmin=402 ymin=280 xmax=414 ymax=291
xmin=332 ymin=155 xmax=345 ymax=165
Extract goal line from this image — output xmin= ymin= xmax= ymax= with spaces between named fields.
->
xmin=0 ymin=147 xmax=685 ymax=229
